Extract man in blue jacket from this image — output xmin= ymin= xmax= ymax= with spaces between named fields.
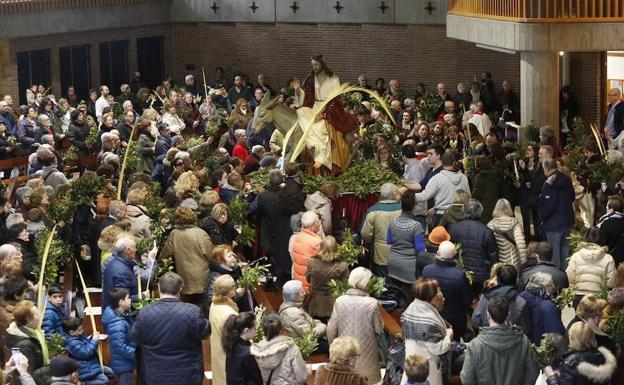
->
xmin=102 ymin=288 xmax=135 ymax=385
xmin=102 ymin=236 xmax=147 ymax=308
xmin=605 ymin=88 xmax=624 ymax=139
xmin=132 ymin=272 xmax=210 ymax=385
xmin=538 ymin=159 xmax=575 ymax=270
xmin=42 ymin=285 xmax=66 ymax=337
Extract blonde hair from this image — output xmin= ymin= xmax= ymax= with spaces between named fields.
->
xmin=348 ymin=267 xmax=372 ymax=292
xmin=404 ymin=355 xmax=430 ymax=383
xmin=174 ymin=171 xmax=198 ymax=198
xmin=576 ymin=294 xmax=607 ymax=319
xmin=329 ymin=336 xmax=360 ymax=365
xmin=212 ymin=274 xmax=236 ymax=300
xmin=569 ymin=321 xmax=597 ymax=351
xmin=452 ymin=189 xmax=471 ymax=204
xmin=126 ymin=188 xmax=146 ymax=205
xmin=1 ymin=259 xmax=22 ymax=278
xmin=318 ymin=235 xmax=340 ymax=261
xmin=174 ymin=206 xmax=197 ymax=226
xmin=211 ymin=203 xmax=229 ymax=221
xmin=97 ymin=225 xmax=129 ymax=251
xmin=199 ymin=190 xmax=219 ymax=208
xmin=492 ymin=198 xmax=513 ymax=218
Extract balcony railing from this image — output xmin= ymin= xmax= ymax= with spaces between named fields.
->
xmin=448 ymin=0 xmax=624 ymax=22
xmin=0 ymin=0 xmax=159 ymax=15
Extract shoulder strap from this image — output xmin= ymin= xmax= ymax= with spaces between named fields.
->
xmin=315 ymin=261 xmax=341 ymax=288
xmin=265 ymin=368 xmax=275 ymax=385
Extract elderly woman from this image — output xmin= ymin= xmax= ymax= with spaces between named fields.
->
xmin=250 ymin=313 xmax=309 ymax=385
xmin=544 ymin=322 xmax=616 ymax=385
xmin=232 ymin=129 xmax=249 ymax=161
xmin=180 ymin=92 xmax=201 ymax=134
xmin=401 ymin=278 xmax=453 ymax=385
xmin=161 ymin=101 xmax=185 ymax=135
xmin=315 ymin=336 xmax=368 ymax=385
xmin=306 ymin=236 xmax=349 ymax=322
xmin=209 ymin=275 xmax=239 ymax=385
xmin=159 ymin=207 xmax=213 ymax=304
xmin=202 ymin=244 xmax=247 ymax=315
xmin=567 ymin=228 xmax=616 ymax=307
xmin=304 ymin=181 xmax=340 ymax=236
xmin=125 ymin=188 xmax=152 ymax=238
xmin=520 ymin=272 xmax=566 ymax=344
xmin=199 ymin=203 xmax=238 ymax=246
xmin=487 ymin=198 xmax=527 ymax=272
xmin=279 ymin=280 xmax=327 ymax=339
xmin=327 ymin=267 xmax=384 ymax=384
xmin=5 ymin=300 xmax=49 ymax=384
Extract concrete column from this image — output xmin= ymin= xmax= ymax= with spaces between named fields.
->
xmin=520 ymin=51 xmax=560 ymax=140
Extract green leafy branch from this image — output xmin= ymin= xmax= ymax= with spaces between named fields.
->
xmin=295 ymin=326 xmax=319 ymax=361
xmin=454 ymin=243 xmax=474 ymax=285
xmin=237 ymin=258 xmax=270 ymax=290
xmin=33 ymin=228 xmax=72 ymax=286
xmin=555 ymin=286 xmax=576 ymax=310
xmin=338 ymin=228 xmax=366 ymax=266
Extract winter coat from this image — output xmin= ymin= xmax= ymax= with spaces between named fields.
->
xmin=65 ymin=334 xmax=101 ymax=381
xmin=520 ymin=289 xmax=566 ymax=344
xmin=439 ymin=203 xmax=465 ymax=231
xmin=278 ymin=302 xmax=326 ymax=339
xmin=101 ymin=252 xmax=138 ymax=308
xmin=257 ymin=185 xmax=293 ymax=277
xmin=67 ymin=120 xmax=91 ymax=152
xmin=539 ymin=171 xmax=575 ymax=231
xmin=16 ymin=118 xmax=36 ymax=153
xmin=202 ymin=261 xmax=247 ymax=315
xmin=401 ymin=298 xmax=452 ymax=385
xmin=566 ymin=243 xmax=616 ymax=296
xmin=5 ymin=322 xmax=47 ymax=377
xmin=132 ymin=298 xmax=210 ymax=385
xmin=360 ymin=200 xmax=401 ymax=266
xmin=199 ymin=217 xmax=238 ymax=245
xmin=487 ymin=216 xmax=527 ymax=271
xmin=125 ymin=204 xmax=152 ymax=238
xmin=250 ymin=335 xmax=309 ymax=385
xmin=314 ymin=363 xmax=368 ymax=385
xmin=472 ymin=166 xmax=508 ymax=223
xmin=450 ymin=218 xmax=499 ymax=283
xmin=597 ymin=211 xmax=624 ymax=264
xmin=306 ymin=257 xmax=349 ymax=318
xmin=460 ymin=325 xmax=539 ymax=385
xmin=415 ymin=169 xmax=470 ymax=213
xmin=422 ymin=260 xmax=473 ymax=331
xmin=209 ymin=297 xmax=239 ymax=385
xmin=226 ymin=340 xmax=263 ymax=385
xmin=102 ymin=307 xmax=136 ymax=374
xmin=41 ymin=302 xmax=65 ymax=338
xmin=547 ymin=347 xmax=617 ymax=385
xmin=291 ymin=228 xmax=322 ymax=290
xmin=160 ymin=225 xmax=213 ymax=295
xmin=387 ymin=212 xmax=426 ymax=283
xmin=305 ymin=191 xmax=333 ymax=235
xmin=136 ymin=132 xmax=156 ymax=174
xmin=327 ymin=288 xmax=384 ymax=385
xmin=41 ymin=165 xmax=69 ymax=194
xmin=519 ymin=262 xmax=569 ymax=294
xmin=472 ymin=284 xmax=532 ymax=336
xmin=155 ymin=134 xmax=171 ymax=158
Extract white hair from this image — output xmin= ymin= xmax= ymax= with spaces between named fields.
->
xmin=108 ymin=200 xmax=126 ymax=218
xmin=37 ymin=114 xmax=50 ymax=123
xmin=234 ymin=129 xmax=246 ymax=138
xmin=379 ymin=183 xmax=397 ymax=200
xmin=175 ymin=151 xmax=190 ymax=160
xmin=122 ymin=100 xmax=133 ymax=109
xmin=0 ymin=244 xmax=18 ymax=261
xmin=300 ymin=211 xmax=319 ymax=228
xmin=251 ymin=145 xmax=264 ymax=155
xmin=40 ymin=134 xmax=54 ymax=145
xmin=101 ymin=132 xmax=113 ymax=143
xmin=113 ymin=236 xmax=135 ymax=254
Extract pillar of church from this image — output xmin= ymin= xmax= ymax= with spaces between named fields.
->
xmin=520 ymin=51 xmax=560 ymax=141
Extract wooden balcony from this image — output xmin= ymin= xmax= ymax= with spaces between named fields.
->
xmin=0 ymin=0 xmax=160 ymax=15
xmin=448 ymin=0 xmax=624 ymax=22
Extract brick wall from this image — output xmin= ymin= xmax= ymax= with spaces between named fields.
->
xmin=171 ymin=23 xmax=521 ymax=100
xmin=569 ymin=52 xmax=603 ymax=126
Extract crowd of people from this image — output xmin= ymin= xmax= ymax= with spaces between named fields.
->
xmin=0 ymin=63 xmax=623 ymax=385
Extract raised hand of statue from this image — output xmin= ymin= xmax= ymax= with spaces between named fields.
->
xmin=291 ymin=79 xmax=301 ymax=90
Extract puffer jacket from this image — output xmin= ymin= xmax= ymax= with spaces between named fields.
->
xmin=305 ymin=191 xmax=333 ymax=235
xmin=520 ymin=289 xmax=566 ymax=344
xmin=566 ymin=244 xmax=616 ymax=296
xmin=102 ymin=307 xmax=136 ymax=374
xmin=487 ymin=216 xmax=527 ymax=271
xmin=290 ymin=228 xmax=322 ymax=290
xmin=126 ymin=204 xmax=152 ymax=238
xmin=65 ymin=334 xmax=101 ymax=381
xmin=546 ymin=347 xmax=616 ymax=385
xmin=360 ymin=200 xmax=401 ymax=266
xmin=41 ymin=302 xmax=65 ymax=338
xmin=450 ymin=218 xmax=498 ymax=283
xmin=250 ymin=335 xmax=309 ymax=385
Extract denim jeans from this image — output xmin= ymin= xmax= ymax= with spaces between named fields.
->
xmin=117 ymin=371 xmax=134 ymax=385
xmin=83 ymin=366 xmax=114 ymax=385
xmin=545 ymin=227 xmax=571 ymax=270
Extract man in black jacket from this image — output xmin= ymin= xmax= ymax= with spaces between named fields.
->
xmin=133 ymin=272 xmax=210 ymax=385
xmin=519 ymin=241 xmax=569 ymax=294
xmin=598 ymin=196 xmax=624 ymax=264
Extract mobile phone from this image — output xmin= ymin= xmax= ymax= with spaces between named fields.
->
xmin=11 ymin=347 xmax=22 ymax=364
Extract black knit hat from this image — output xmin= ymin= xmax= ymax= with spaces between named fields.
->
xmin=49 ymin=356 xmax=79 ymax=377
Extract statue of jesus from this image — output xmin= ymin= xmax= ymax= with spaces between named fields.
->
xmin=292 ymin=55 xmax=358 ymax=173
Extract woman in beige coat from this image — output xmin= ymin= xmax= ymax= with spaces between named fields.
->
xmin=159 ymin=207 xmax=214 ymax=303
xmin=487 ymin=198 xmax=527 ymax=272
xmin=209 ymin=275 xmax=239 ymax=385
xmin=327 ymin=267 xmax=384 ymax=385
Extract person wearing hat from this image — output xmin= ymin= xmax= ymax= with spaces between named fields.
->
xmin=48 ymin=356 xmax=80 ymax=385
xmin=422 ymin=240 xmax=473 ymax=341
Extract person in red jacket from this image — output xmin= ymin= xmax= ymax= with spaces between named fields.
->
xmin=232 ymin=128 xmax=249 ymax=161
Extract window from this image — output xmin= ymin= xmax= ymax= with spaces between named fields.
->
xmin=100 ymin=40 xmax=129 ymax=94
xmin=16 ymin=49 xmax=50 ymax=105
xmin=59 ymin=45 xmax=91 ymax=102
xmin=137 ymin=36 xmax=164 ymax=89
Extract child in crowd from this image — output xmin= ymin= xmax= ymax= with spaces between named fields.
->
xmin=41 ymin=285 xmax=65 ymax=337
xmin=102 ymin=288 xmax=136 ymax=385
xmin=404 ymin=354 xmax=430 ymax=385
xmin=63 ymin=316 xmax=114 ymax=385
